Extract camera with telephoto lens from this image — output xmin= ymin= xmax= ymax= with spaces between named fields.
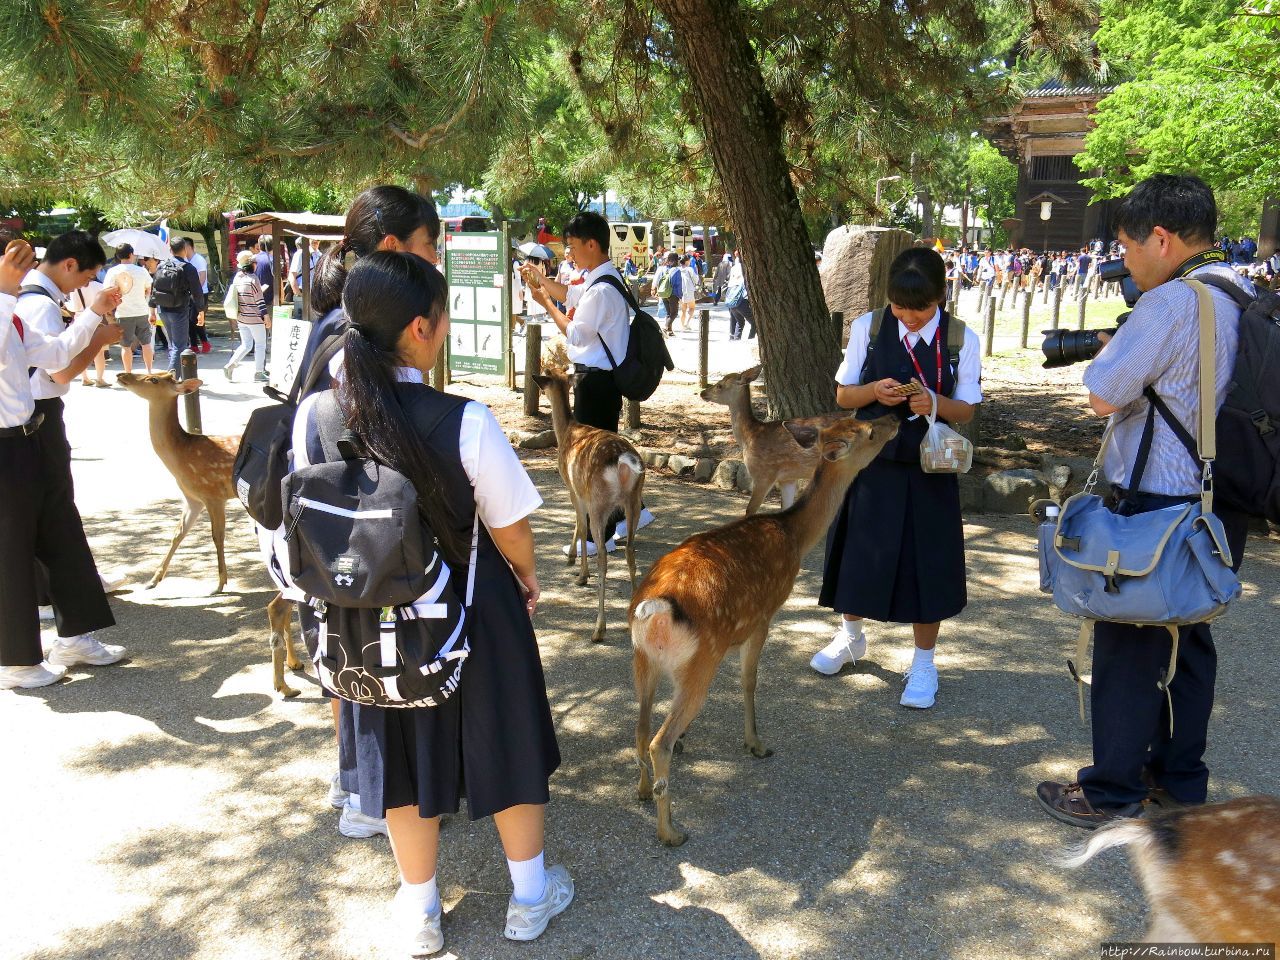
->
xmin=1040 ymin=258 xmax=1142 ymax=368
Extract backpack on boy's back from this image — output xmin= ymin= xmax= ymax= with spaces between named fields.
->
xmin=149 ymin=258 xmax=191 ymax=310
xmin=654 ymin=267 xmax=673 ymax=300
xmin=281 ymin=390 xmax=476 ymax=708
xmin=589 ymin=273 xmax=674 ymax=402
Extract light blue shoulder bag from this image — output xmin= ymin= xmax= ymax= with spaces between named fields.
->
xmin=1038 ymin=278 xmax=1242 ymax=727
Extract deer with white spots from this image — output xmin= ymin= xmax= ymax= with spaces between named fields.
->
xmin=1061 ymin=795 xmax=1280 ymax=943
xmin=533 ymin=365 xmax=644 ymax=642
xmin=701 ymin=366 xmax=852 ymax=515
xmin=117 ymin=372 xmax=304 ymax=697
xmin=629 ymin=414 xmax=898 ymax=846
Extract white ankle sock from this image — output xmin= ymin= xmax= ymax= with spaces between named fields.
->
xmin=398 ymin=876 xmax=440 ymax=915
xmin=507 ymin=851 xmax=546 ymax=906
xmin=912 ymin=646 xmax=935 ymax=667
xmin=843 ymin=619 xmax=863 ymax=640
xmin=348 ymin=792 xmax=362 ymax=814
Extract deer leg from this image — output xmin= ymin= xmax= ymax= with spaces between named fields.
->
xmin=744 ymin=470 xmax=773 ymax=516
xmin=206 ymin=499 xmax=228 ymax=594
xmin=740 ymin=626 xmax=773 ymax=758
xmin=633 ymin=647 xmax=660 ymax=802
xmin=590 ymin=507 xmax=608 ymax=642
xmin=267 ymin=592 xmax=301 ymax=698
xmin=149 ymin=496 xmax=205 ymax=588
xmin=565 ymin=485 xmax=581 ymax=566
xmin=779 ymin=482 xmax=798 ymax=510
xmin=650 ymin=656 xmax=717 ymax=847
xmin=624 ymin=481 xmax=642 ymax=592
xmin=574 ymin=501 xmax=591 ymax=587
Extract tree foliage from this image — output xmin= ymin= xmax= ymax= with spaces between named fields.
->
xmin=1078 ymin=0 xmax=1280 ymax=205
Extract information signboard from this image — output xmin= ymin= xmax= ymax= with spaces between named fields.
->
xmin=445 ymin=228 xmax=510 ymax=377
xmin=269 ymin=307 xmax=310 ymax=392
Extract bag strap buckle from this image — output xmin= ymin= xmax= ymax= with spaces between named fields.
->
xmin=1250 ymin=409 xmax=1274 ymax=436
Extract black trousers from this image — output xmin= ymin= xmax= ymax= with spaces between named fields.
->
xmin=729 ymin=301 xmax=755 ymax=339
xmin=572 ymin=369 xmax=627 ymax=539
xmin=189 ymin=303 xmax=208 ymax=346
xmin=0 ymin=400 xmax=113 ymax=666
xmin=1077 ymin=492 xmax=1249 ymax=808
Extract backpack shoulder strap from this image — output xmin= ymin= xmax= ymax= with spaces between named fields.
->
xmin=945 ymin=312 xmax=966 ymax=367
xmin=1194 ymin=273 xmax=1255 ymax=310
xmin=590 ymin=272 xmax=639 ymax=314
xmin=18 ymin=284 xmax=55 ymax=301
xmin=401 ymin=388 xmax=470 ymax=442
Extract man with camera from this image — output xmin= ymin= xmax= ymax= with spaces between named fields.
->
xmin=1037 ymin=174 xmax=1254 ymax=829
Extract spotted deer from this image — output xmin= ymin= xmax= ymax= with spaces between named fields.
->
xmin=117 ymin=372 xmax=304 ymax=697
xmin=629 ymin=414 xmax=898 ymax=846
xmin=701 ymin=366 xmax=851 ymax=515
xmin=1062 ymin=795 xmax=1280 ymax=943
xmin=533 ymin=366 xmax=644 ymax=643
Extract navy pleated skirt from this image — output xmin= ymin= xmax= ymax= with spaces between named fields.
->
xmin=819 ymin=456 xmax=967 ymax=624
xmin=330 ymin=538 xmax=561 ymax=821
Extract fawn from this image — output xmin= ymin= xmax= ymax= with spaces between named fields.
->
xmin=701 ymin=366 xmax=850 ymax=515
xmin=629 ymin=414 xmax=898 ymax=846
xmin=117 ymin=372 xmax=304 ymax=697
xmin=1062 ymin=795 xmax=1280 ymax=944
xmin=533 ymin=366 xmax=645 ymax=642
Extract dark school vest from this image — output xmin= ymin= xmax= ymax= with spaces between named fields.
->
xmin=857 ymin=306 xmax=958 ymax=463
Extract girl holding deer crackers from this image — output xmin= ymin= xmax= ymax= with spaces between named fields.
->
xmin=811 ymin=247 xmax=982 ymax=708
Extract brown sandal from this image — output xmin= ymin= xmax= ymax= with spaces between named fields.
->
xmin=1036 ymin=780 xmax=1144 ymax=830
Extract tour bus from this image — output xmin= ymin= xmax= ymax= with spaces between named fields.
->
xmin=609 ymin=221 xmax=654 ymax=272
xmin=660 ymin=221 xmax=724 ymax=258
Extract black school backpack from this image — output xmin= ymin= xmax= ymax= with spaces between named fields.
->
xmin=282 ymin=390 xmax=474 ymax=708
xmin=149 ymin=258 xmax=190 ymax=309
xmin=233 ymin=331 xmax=347 ymax=529
xmin=590 ymin=273 xmax=674 ymax=401
xmin=1146 ymin=275 xmax=1280 ymax=523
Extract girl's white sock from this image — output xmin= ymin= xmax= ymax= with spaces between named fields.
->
xmin=507 ymin=851 xmax=547 ymax=906
xmin=397 ymin=876 xmax=440 ymax=916
xmin=912 ymin=646 xmax=936 ymax=667
xmin=843 ymin=619 xmax=863 ymax=640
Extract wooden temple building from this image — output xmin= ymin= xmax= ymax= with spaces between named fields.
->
xmin=985 ymin=84 xmax=1117 ymax=252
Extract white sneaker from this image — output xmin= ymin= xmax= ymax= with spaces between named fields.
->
xmin=560 ymin=537 xmax=617 ymax=558
xmin=900 ymin=662 xmax=938 ymax=709
xmin=504 ymin=864 xmax=574 ymax=942
xmin=0 ymin=663 xmax=67 ymax=690
xmin=615 ymin=508 xmax=656 ymax=540
xmin=38 ymin=605 xmax=55 ymax=622
xmin=46 ymin=634 xmax=125 ymax=667
xmin=338 ymin=802 xmax=388 ymax=839
xmin=327 ymin=771 xmax=349 ymax=810
xmin=809 ymin=626 xmax=867 ymax=675
xmin=98 ymin=571 xmax=128 ymax=593
xmin=392 ymin=888 xmax=444 ymax=957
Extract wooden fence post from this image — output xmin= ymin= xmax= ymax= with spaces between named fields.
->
xmin=984 ymin=297 xmax=996 ymax=357
xmin=1077 ymin=288 xmax=1090 ymax=330
xmin=1019 ymin=287 xmax=1033 ymax=350
xmin=522 ymin=323 xmax=542 ymax=416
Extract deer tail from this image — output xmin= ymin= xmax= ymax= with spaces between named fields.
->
xmin=616 ymin=451 xmax=644 ymax=491
xmin=631 ymin=597 xmax=673 ymax=650
xmin=1057 ymin=819 xmax=1154 ymax=869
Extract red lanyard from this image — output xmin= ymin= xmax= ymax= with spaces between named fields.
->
xmin=903 ymin=326 xmax=942 ymax=395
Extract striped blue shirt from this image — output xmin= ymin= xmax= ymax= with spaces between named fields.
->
xmin=1083 ymin=262 xmax=1253 ymax=496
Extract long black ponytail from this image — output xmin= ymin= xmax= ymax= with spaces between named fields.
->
xmin=338 ymin=252 xmax=466 ymax=566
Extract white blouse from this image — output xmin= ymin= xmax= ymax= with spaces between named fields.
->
xmin=834 ymin=309 xmax=983 ymax=406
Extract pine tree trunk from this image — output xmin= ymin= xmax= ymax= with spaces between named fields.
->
xmin=654 ymin=0 xmax=838 ymax=418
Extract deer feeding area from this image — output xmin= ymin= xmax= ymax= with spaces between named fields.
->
xmin=2 ymin=328 xmax=1280 ymax=960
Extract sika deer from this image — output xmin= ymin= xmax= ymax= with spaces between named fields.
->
xmin=533 ymin=367 xmax=645 ymax=642
xmin=701 ymin=366 xmax=850 ymax=515
xmin=117 ymin=372 xmax=304 ymax=697
xmin=630 ymin=415 xmax=898 ymax=846
xmin=1061 ymin=795 xmax=1280 ymax=944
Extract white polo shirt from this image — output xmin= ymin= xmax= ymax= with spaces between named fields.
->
xmin=17 ymin=271 xmax=80 ymax=400
xmin=835 ymin=309 xmax=983 ymax=405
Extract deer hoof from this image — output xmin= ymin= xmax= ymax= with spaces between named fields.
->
xmin=146 ymin=576 xmax=162 ymax=589
xmin=575 ymin=575 xmax=589 ymax=587
xmin=746 ymin=741 xmax=773 ymax=758
xmin=286 ymin=656 xmax=304 ymax=671
xmin=591 ymin=628 xmax=605 ymax=643
xmin=659 ymin=825 xmax=688 ymax=848
xmin=637 ymin=782 xmax=653 ymax=803
xmin=277 ymin=684 xmax=301 ymax=699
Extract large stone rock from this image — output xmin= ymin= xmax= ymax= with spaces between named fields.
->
xmin=517 ymin=429 xmax=557 ymax=450
xmin=693 ymin=458 xmax=717 ymax=482
xmin=984 ymin=468 xmax=1050 ymax=515
xmin=958 ymin=473 xmax=986 ymax=514
xmin=736 ymin=464 xmax=755 ymax=494
xmin=821 ymin=226 xmax=915 ymax=344
xmin=667 ymin=454 xmax=697 ymax=476
xmin=714 ymin=459 xmax=742 ymax=490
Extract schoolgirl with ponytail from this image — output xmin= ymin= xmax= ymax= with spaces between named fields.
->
xmin=295 ymin=252 xmax=571 ymax=954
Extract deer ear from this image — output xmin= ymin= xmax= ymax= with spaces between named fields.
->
xmin=531 ymin=374 xmax=550 ymax=390
xmin=783 ymin=421 xmax=820 ymax=448
xmin=740 ymin=365 xmax=762 ymax=383
xmin=176 ymin=379 xmax=202 ymax=394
